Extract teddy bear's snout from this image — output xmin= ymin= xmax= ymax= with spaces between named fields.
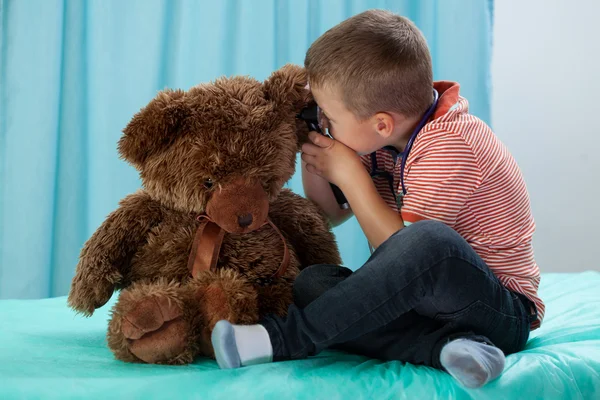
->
xmin=205 ymin=177 xmax=269 ymax=234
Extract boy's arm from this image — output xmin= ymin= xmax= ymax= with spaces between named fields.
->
xmin=339 ymin=168 xmax=404 ymax=249
xmin=301 ymin=130 xmax=402 ymax=245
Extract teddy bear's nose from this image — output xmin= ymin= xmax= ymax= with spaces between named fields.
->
xmin=237 ymin=213 xmax=253 ymax=228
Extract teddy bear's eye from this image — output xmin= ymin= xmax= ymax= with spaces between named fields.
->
xmin=204 ymin=178 xmax=214 ymax=189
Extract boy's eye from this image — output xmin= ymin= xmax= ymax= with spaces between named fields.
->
xmin=317 ymin=108 xmax=326 ymax=129
xmin=318 ymin=110 xmax=330 ymax=129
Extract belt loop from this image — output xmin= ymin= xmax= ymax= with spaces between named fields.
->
xmin=528 ymin=305 xmax=538 ymax=323
xmin=516 ymin=292 xmax=537 ymax=323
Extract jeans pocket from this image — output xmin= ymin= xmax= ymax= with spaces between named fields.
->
xmin=435 ymin=300 xmax=491 ymax=322
xmin=435 ymin=300 xmax=522 ymax=354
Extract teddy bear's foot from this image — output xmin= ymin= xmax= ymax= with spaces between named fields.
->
xmin=121 ymin=295 xmax=189 ymax=364
xmin=108 ymin=280 xmax=199 ymax=365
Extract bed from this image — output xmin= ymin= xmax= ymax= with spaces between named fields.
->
xmin=1 ymin=272 xmax=599 ymax=399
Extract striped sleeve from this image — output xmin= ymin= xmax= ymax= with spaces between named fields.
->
xmin=401 ymin=131 xmax=482 ymax=226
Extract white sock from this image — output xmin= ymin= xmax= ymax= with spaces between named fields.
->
xmin=211 ymin=320 xmax=273 ymax=369
xmin=233 ymin=323 xmax=273 ymax=366
xmin=440 ymin=338 xmax=506 ymax=388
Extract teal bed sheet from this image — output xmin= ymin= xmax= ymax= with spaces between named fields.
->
xmin=1 ymin=272 xmax=599 ymax=400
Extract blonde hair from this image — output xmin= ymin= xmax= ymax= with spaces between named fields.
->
xmin=305 ymin=9 xmax=433 ymax=119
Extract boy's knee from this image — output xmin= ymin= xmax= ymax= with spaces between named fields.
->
xmin=410 ymin=220 xmax=455 ymax=238
xmin=395 ymin=220 xmax=459 ymax=244
xmin=293 ymin=265 xmax=319 ymax=290
xmin=292 ymin=264 xmax=350 ymax=308
xmin=384 ymin=220 xmax=467 ymax=260
xmin=293 ymin=265 xmax=327 ymax=308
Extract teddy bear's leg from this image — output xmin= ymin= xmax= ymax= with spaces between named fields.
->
xmin=191 ymin=269 xmax=260 ymax=357
xmin=108 ymin=271 xmax=260 ymax=364
xmin=107 ymin=279 xmax=201 ymax=365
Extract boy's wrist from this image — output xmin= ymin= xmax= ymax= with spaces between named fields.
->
xmin=338 ymin=165 xmax=371 ymax=197
xmin=339 ymin=167 xmax=405 ymax=249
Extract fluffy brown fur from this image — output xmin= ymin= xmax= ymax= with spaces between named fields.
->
xmin=68 ymin=64 xmax=342 ymax=365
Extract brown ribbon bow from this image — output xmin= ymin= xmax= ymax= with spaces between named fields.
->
xmin=187 ymin=214 xmax=290 ymax=280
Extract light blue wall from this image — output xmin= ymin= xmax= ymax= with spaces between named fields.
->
xmin=0 ymin=0 xmax=493 ymax=298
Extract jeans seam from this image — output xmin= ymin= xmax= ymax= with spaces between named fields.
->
xmin=290 ymin=254 xmax=483 ymax=358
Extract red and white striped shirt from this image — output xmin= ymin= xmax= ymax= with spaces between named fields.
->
xmin=360 ymin=81 xmax=544 ymax=329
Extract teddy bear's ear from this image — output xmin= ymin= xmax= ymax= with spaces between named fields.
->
xmin=263 ymin=64 xmax=309 ymax=113
xmin=118 ymin=89 xmax=189 ymax=166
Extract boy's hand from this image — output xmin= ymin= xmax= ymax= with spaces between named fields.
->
xmin=302 ymin=132 xmax=405 ymax=249
xmin=301 ymin=131 xmax=365 ymax=189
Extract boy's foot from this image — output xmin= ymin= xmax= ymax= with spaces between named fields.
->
xmin=211 ymin=320 xmax=273 ymax=369
xmin=440 ymin=338 xmax=506 ymax=388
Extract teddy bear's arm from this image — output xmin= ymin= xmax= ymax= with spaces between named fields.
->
xmin=270 ymin=189 xmax=342 ymax=270
xmin=68 ymin=191 xmax=163 ymax=316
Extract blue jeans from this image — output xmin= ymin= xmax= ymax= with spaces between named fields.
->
xmin=260 ymin=220 xmax=537 ymax=369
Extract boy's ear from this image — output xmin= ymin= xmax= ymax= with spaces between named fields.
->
xmin=373 ymin=112 xmax=395 ymax=140
xmin=263 ymin=64 xmax=309 ymax=113
xmin=118 ymin=89 xmax=189 ymax=167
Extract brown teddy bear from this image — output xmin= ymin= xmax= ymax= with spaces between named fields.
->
xmin=67 ymin=64 xmax=342 ymax=365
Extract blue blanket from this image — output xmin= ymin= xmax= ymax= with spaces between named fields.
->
xmin=1 ymin=272 xmax=599 ymax=399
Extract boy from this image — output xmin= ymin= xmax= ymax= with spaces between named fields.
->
xmin=211 ymin=9 xmax=543 ymax=388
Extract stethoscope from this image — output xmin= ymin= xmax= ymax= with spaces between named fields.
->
xmin=369 ymin=89 xmax=439 ymax=203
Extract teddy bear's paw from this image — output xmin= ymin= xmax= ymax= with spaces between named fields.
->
xmin=121 ymin=295 xmax=190 ymax=364
xmin=127 ymin=317 xmax=189 ymax=364
xmin=68 ymin=268 xmax=121 ymax=316
xmin=195 ymin=270 xmax=260 ymax=327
